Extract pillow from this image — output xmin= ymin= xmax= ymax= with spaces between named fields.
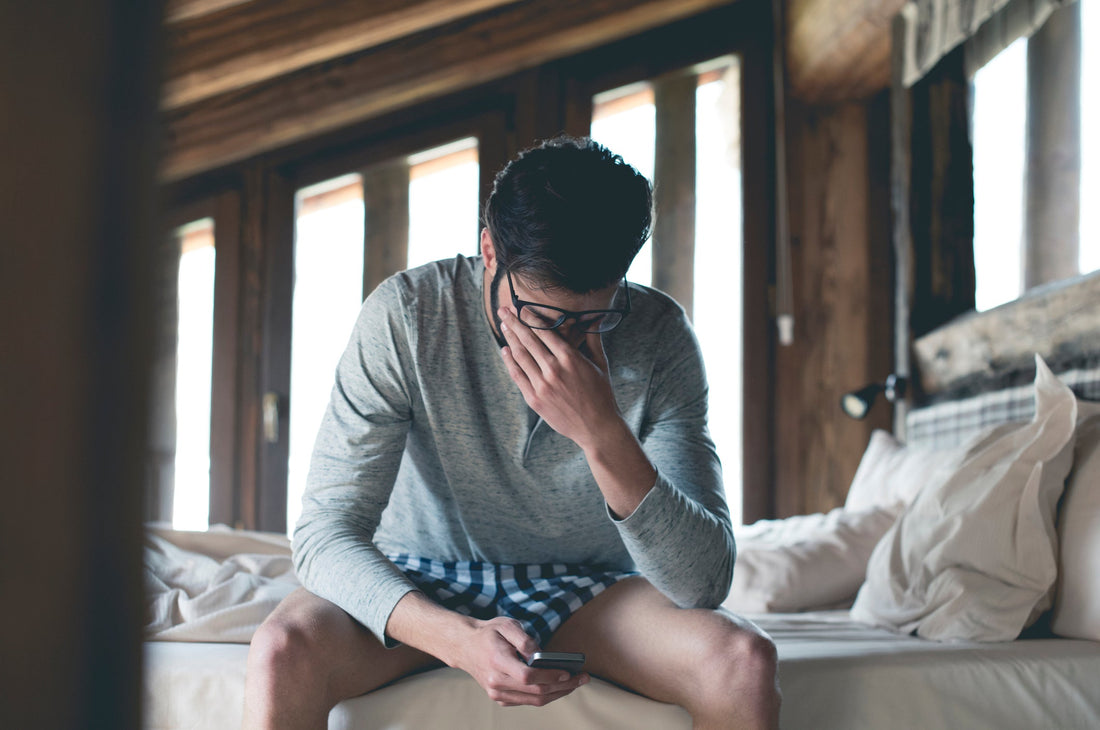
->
xmin=850 ymin=355 xmax=1077 ymax=641
xmin=722 ymin=506 xmax=896 ymax=614
xmin=1050 ymin=400 xmax=1100 ymax=640
xmin=845 ymin=430 xmax=967 ymax=514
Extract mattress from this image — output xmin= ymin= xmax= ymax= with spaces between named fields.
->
xmin=143 ymin=610 xmax=1100 ymax=729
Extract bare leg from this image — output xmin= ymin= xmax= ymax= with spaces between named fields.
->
xmin=243 ymin=587 xmax=440 ymax=730
xmin=546 ymin=577 xmax=780 ymax=730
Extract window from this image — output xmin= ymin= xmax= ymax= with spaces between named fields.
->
xmin=287 ymin=175 xmax=366 ymax=533
xmin=286 ymin=140 xmax=481 ymax=533
xmin=590 ymin=58 xmax=744 ymax=525
xmin=972 ymin=39 xmax=1027 ymax=312
xmin=971 ymin=4 xmax=1097 ymax=311
xmin=407 ymin=138 xmax=481 ymax=267
xmin=151 ymin=218 xmax=216 ymax=531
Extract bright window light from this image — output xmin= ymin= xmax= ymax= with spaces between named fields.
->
xmin=693 ymin=63 xmax=743 ymax=526
xmin=972 ymin=38 xmax=1027 ymax=311
xmin=172 ymin=218 xmax=215 ymax=531
xmin=592 ymin=61 xmax=743 ymax=524
xmin=591 ymin=83 xmax=655 ymax=287
xmin=287 ymin=175 xmax=366 ymax=534
xmin=407 ymin=138 xmax=480 ymax=268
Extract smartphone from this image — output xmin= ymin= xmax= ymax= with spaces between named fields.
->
xmin=527 ymin=651 xmax=585 ymax=673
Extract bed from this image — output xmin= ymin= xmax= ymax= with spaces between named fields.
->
xmin=143 ymin=274 xmax=1100 ymax=729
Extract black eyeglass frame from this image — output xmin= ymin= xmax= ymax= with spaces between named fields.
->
xmin=506 ymin=270 xmax=631 ymax=334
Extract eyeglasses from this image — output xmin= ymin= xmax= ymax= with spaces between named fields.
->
xmin=507 ymin=270 xmax=631 ymax=334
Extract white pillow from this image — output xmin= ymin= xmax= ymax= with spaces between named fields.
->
xmin=722 ymin=506 xmax=896 ymax=614
xmin=1050 ymin=400 xmax=1100 ymax=640
xmin=850 ymin=355 xmax=1078 ymax=641
xmin=845 ymin=430 xmax=967 ymax=514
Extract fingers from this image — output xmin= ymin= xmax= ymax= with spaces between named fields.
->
xmin=488 ymin=675 xmax=590 ymax=707
xmin=492 ymin=617 xmax=539 ymax=661
xmin=478 ymin=618 xmax=588 ymax=707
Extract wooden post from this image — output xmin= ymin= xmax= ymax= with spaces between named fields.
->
xmin=147 ymin=231 xmax=181 ymax=522
xmin=1025 ymin=2 xmax=1081 ymax=289
xmin=653 ymin=71 xmax=697 ymax=316
xmin=0 ymin=1 xmax=163 ymax=727
xmin=890 ymin=13 xmax=913 ymax=437
xmin=363 ymin=159 xmax=412 ymax=297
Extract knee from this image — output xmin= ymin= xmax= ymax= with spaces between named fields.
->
xmin=248 ymin=615 xmax=324 ymax=689
xmin=696 ymin=624 xmax=780 ymax=711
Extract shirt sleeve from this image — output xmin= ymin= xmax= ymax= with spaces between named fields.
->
xmin=610 ymin=307 xmax=736 ymax=609
xmin=291 ymin=277 xmax=419 ymax=646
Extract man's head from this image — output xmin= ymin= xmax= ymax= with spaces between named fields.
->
xmin=482 ymin=136 xmax=653 ymax=295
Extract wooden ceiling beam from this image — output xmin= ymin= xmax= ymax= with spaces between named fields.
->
xmin=163 ymin=0 xmax=523 ymax=109
xmin=161 ymin=0 xmax=737 ymax=182
xmin=165 ymin=0 xmax=256 ymax=24
xmin=785 ymin=0 xmax=905 ymax=102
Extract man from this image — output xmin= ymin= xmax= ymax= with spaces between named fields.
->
xmin=245 ymin=136 xmax=780 ymax=729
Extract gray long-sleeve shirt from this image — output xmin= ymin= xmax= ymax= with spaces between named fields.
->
xmin=292 ymin=255 xmax=734 ymax=644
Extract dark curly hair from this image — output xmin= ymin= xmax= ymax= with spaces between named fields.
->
xmin=482 ymin=136 xmax=653 ymax=293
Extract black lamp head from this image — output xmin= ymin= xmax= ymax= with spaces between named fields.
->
xmin=840 ymin=375 xmax=907 ymax=420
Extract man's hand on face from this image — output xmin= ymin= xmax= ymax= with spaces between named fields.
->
xmin=454 ymin=616 xmax=588 ymax=707
xmin=498 ymin=307 xmax=621 ymax=451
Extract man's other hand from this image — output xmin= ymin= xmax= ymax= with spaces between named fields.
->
xmin=454 ymin=616 xmax=589 ymax=707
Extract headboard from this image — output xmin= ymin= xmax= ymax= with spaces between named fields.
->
xmin=906 ymin=269 xmax=1100 ymax=450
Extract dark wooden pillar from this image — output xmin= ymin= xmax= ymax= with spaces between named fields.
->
xmin=907 ymin=47 xmax=975 ymax=342
xmin=1025 ymin=1 xmax=1081 ymax=288
xmin=363 ymin=159 xmax=411 ymax=297
xmin=653 ymin=72 xmax=698 ymax=316
xmin=147 ymin=231 xmax=181 ymax=522
xmin=0 ymin=1 xmax=163 ymax=727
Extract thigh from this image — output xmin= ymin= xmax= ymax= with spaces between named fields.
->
xmin=544 ymin=576 xmax=771 ymax=707
xmin=256 ymin=587 xmax=442 ymax=702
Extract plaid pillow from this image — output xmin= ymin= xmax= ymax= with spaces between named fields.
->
xmin=906 ymin=364 xmax=1100 ymax=450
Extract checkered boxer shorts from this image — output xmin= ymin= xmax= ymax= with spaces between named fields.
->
xmin=387 ymin=554 xmax=637 ymax=646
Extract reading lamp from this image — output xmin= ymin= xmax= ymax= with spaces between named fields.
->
xmin=840 ymin=374 xmax=907 ymax=420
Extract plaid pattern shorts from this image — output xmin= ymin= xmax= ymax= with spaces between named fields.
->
xmin=387 ymin=554 xmax=637 ymax=646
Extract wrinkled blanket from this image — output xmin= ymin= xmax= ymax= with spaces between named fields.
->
xmin=144 ymin=525 xmax=300 ymax=643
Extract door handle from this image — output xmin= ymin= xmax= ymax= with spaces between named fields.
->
xmin=262 ymin=392 xmax=281 ymax=443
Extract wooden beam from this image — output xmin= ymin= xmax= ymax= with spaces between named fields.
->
xmin=785 ymin=0 xmax=905 ymax=102
xmin=363 ymin=159 xmax=411 ymax=298
xmin=1024 ymin=1 xmax=1081 ymax=289
xmin=165 ymin=0 xmax=254 ymax=24
xmin=653 ymin=71 xmax=697 ymax=316
xmin=163 ymin=0 xmax=521 ymax=108
xmin=161 ymin=0 xmax=737 ymax=182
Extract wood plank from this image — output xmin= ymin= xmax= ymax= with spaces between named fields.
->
xmin=258 ymin=167 xmax=295 ymax=533
xmin=163 ymin=0 xmax=521 ymax=108
xmin=774 ymin=100 xmax=892 ymax=517
xmin=363 ymin=159 xmax=411 ymax=297
xmin=738 ymin=3 xmax=776 ymax=524
xmin=161 ymin=0 xmax=738 ymax=181
xmin=785 ymin=0 xmax=905 ymax=102
xmin=913 ymin=270 xmax=1100 ymax=398
xmin=209 ymin=189 xmax=243 ymax=529
xmin=165 ymin=0 xmax=253 ymax=23
xmin=653 ymin=71 xmax=697 ymax=316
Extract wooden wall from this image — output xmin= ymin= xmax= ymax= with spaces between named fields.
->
xmin=774 ymin=95 xmax=894 ymax=516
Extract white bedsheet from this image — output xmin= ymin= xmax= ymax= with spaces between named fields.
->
xmin=143 ymin=611 xmax=1100 ymax=730
xmin=766 ymin=611 xmax=1100 ymax=729
xmin=141 ymin=528 xmax=1100 ymax=729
